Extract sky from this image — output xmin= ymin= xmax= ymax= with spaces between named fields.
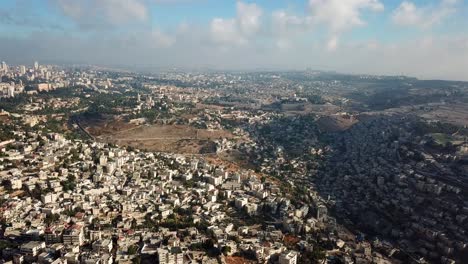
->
xmin=0 ymin=0 xmax=467 ymax=80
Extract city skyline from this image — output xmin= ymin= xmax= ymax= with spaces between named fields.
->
xmin=0 ymin=0 xmax=467 ymax=81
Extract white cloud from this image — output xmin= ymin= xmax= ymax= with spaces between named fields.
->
xmin=51 ymin=0 xmax=150 ymax=29
xmin=275 ymin=39 xmax=291 ymax=50
xmin=392 ymin=0 xmax=459 ymax=28
xmin=271 ymin=10 xmax=312 ymax=49
xmin=391 ymin=2 xmax=421 ymax=26
xmin=1 ymin=29 xmax=467 ymax=81
xmin=1 ymin=0 xmax=466 ymax=81
xmin=327 ymin=36 xmax=339 ymax=51
xmin=309 ymin=0 xmax=383 ymax=32
xmin=211 ymin=18 xmax=247 ymax=45
xmin=151 ymin=29 xmax=175 ymax=48
xmin=210 ymin=1 xmax=262 ymax=46
xmin=342 ymin=35 xmax=468 ymax=80
xmin=308 ymin=0 xmax=384 ymax=50
xmin=53 ymin=0 xmax=83 ymax=20
xmin=237 ymin=2 xmax=262 ymax=36
xmin=272 ymin=11 xmax=306 ymax=31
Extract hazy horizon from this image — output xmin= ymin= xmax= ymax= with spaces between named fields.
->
xmin=1 ymin=0 xmax=467 ymax=81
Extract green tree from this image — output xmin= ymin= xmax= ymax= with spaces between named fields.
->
xmin=221 ymin=246 xmax=231 ymax=255
xmin=128 ymin=245 xmax=139 ymax=255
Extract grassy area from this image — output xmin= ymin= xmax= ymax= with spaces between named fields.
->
xmin=431 ymin=133 xmax=452 ymax=145
xmin=429 ymin=132 xmax=467 ymax=146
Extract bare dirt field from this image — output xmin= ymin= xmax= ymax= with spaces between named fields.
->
xmin=109 ymin=138 xmax=217 ymax=154
xmin=0 ymin=115 xmax=10 ymax=123
xmin=365 ymin=102 xmax=468 ymax=127
xmin=419 ymin=104 xmax=468 ymax=126
xmin=225 ymin=256 xmax=256 ymax=264
xmin=112 ymin=124 xmax=197 ymax=140
xmin=195 ymin=103 xmax=225 ymax=110
xmin=109 ymin=124 xmax=235 ymax=141
xmin=316 ymin=114 xmax=358 ymax=132
xmin=81 ymin=116 xmax=137 ymax=136
xmin=265 ymin=102 xmax=342 ymax=116
xmin=94 ymin=124 xmax=236 ymax=154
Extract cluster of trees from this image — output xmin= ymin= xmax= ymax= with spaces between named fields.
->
xmin=189 ymin=238 xmax=221 ymax=257
xmin=0 ymin=94 xmax=29 ymax=112
xmin=64 ymin=206 xmax=84 ymax=217
xmin=136 ymin=109 xmax=159 ymax=122
xmin=254 ymin=114 xmax=320 ymax=158
xmin=306 ymin=94 xmax=326 ymax=104
xmin=0 ymin=123 xmax=15 ymax=141
xmin=61 ymin=174 xmax=76 ymax=192
xmin=82 ymin=92 xmax=138 ymax=116
xmin=127 ymin=245 xmax=139 ymax=255
xmin=44 ymin=213 xmax=61 ymax=225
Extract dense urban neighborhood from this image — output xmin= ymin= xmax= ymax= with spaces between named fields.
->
xmin=1 ymin=62 xmax=468 ymax=264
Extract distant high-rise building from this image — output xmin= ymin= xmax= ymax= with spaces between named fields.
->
xmin=34 ymin=61 xmax=39 ymax=71
xmin=7 ymin=85 xmax=15 ymax=98
xmin=20 ymin=66 xmax=26 ymax=75
xmin=1 ymin=61 xmax=7 ymax=72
